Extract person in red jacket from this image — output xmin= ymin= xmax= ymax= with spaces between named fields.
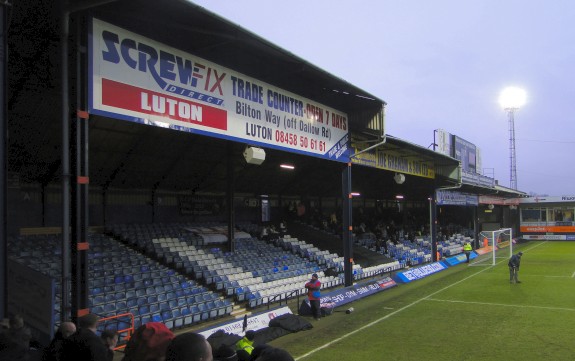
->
xmin=305 ymin=273 xmax=322 ymax=320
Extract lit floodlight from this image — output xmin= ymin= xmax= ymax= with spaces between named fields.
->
xmin=499 ymin=87 xmax=526 ymax=110
xmin=396 ymin=195 xmax=404 ymax=199
xmin=351 ymin=192 xmax=361 ymax=197
xmin=499 ymin=86 xmax=526 ymax=190
xmin=280 ymin=164 xmax=295 ymax=170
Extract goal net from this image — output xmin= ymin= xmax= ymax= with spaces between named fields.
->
xmin=469 ymin=228 xmax=513 ymax=267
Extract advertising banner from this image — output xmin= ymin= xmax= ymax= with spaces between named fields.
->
xmin=522 ymin=234 xmax=572 ymax=241
xmin=520 ymin=225 xmax=575 ymax=233
xmin=453 ymin=135 xmax=477 ymax=173
xmin=519 ymin=196 xmax=575 ymax=204
xmin=89 ymin=18 xmax=350 ymax=162
xmin=197 ymin=306 xmax=292 ymax=338
xmin=461 ymin=170 xmax=495 ymax=188
xmin=350 ymin=137 xmax=435 ymax=178
xmin=436 ymin=190 xmax=478 ymax=206
xmin=434 ymin=129 xmax=452 ymax=157
xmin=393 ymin=262 xmax=447 ymax=283
xmin=317 ymin=277 xmax=397 ymax=308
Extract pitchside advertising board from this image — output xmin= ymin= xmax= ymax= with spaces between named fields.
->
xmin=393 ymin=262 xmax=447 ymax=283
xmin=89 ymin=18 xmax=350 ymax=162
xmin=299 ymin=277 xmax=397 ymax=316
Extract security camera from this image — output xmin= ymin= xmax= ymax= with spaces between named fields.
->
xmin=243 ymin=146 xmax=266 ymax=165
xmin=394 ymin=173 xmax=406 ymax=184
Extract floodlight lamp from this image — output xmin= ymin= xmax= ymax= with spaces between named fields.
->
xmin=351 ymin=192 xmax=361 ymax=197
xmin=280 ymin=164 xmax=295 ymax=170
xmin=395 ymin=195 xmax=404 ymax=199
xmin=499 ymin=87 xmax=526 ymax=110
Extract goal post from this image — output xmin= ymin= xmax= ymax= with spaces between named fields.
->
xmin=470 ymin=228 xmax=513 ymax=267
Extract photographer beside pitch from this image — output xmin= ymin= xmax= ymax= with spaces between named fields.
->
xmin=508 ymin=251 xmax=523 ymax=283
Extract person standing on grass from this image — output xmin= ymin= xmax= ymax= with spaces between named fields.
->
xmin=508 ymin=251 xmax=523 ymax=283
xmin=463 ymin=242 xmax=472 ymax=263
xmin=305 ymin=273 xmax=322 ymax=320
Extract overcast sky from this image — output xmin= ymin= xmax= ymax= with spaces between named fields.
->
xmin=191 ymin=0 xmax=574 ymax=196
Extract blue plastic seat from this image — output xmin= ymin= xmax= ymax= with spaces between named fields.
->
xmin=190 ymin=305 xmax=202 ymax=323
xmin=115 ymin=301 xmax=127 ymax=312
xmin=103 ymin=303 xmax=116 ymax=314
xmin=92 ymin=295 xmax=105 ymax=305
xmin=91 ymin=287 xmax=103 ymax=296
xmin=151 ymin=313 xmax=163 ymax=323
xmin=149 ymin=303 xmax=160 ymax=313
xmin=126 ymin=298 xmax=138 ymax=309
xmin=173 ymin=309 xmax=183 ymax=328
xmin=134 ymin=297 xmax=146 ymax=306
xmin=214 ymin=300 xmax=226 ymax=317
xmin=198 ymin=303 xmax=210 ymax=321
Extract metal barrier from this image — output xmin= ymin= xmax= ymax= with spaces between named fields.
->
xmin=267 ymin=289 xmax=301 ymax=310
xmin=98 ymin=312 xmax=135 ymax=351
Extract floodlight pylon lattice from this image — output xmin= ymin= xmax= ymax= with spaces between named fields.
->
xmin=507 ymin=109 xmax=518 ymax=190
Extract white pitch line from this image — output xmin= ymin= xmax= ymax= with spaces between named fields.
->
xmin=572 ymin=271 xmax=575 ymax=278
xmin=425 ymin=298 xmax=575 ymax=312
xmin=294 ymin=241 xmax=547 ymax=361
xmin=527 ymin=274 xmax=572 ymax=278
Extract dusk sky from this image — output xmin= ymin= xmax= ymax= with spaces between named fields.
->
xmin=191 ymin=0 xmax=574 ymax=196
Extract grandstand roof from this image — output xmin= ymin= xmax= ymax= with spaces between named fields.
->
xmin=6 ymin=0 xmax=460 ymax=201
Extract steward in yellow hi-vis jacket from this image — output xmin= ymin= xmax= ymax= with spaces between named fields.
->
xmin=463 ymin=242 xmax=473 ymax=263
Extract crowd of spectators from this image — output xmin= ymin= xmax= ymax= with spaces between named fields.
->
xmin=1 ymin=313 xmax=294 ymax=361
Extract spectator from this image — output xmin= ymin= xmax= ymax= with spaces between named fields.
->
xmin=61 ymin=313 xmax=112 ymax=361
xmin=304 ymin=274 xmax=322 ymax=320
xmin=279 ymin=221 xmax=287 ymax=236
xmin=5 ymin=313 xmax=32 ymax=349
xmin=249 ymin=344 xmax=271 ymax=361
xmin=213 ymin=344 xmax=238 ymax=361
xmin=165 ymin=332 xmax=212 ymax=361
xmin=100 ymin=329 xmax=118 ymax=361
xmin=0 ymin=314 xmax=33 ymax=361
xmin=42 ymin=321 xmax=76 ymax=361
xmin=252 ymin=347 xmax=294 ymax=361
xmin=121 ymin=322 xmax=174 ymax=361
xmin=259 ymin=226 xmax=269 ymax=242
xmin=235 ymin=331 xmax=255 ymax=361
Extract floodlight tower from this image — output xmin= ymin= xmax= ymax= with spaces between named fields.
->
xmin=499 ymin=87 xmax=526 ymax=190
